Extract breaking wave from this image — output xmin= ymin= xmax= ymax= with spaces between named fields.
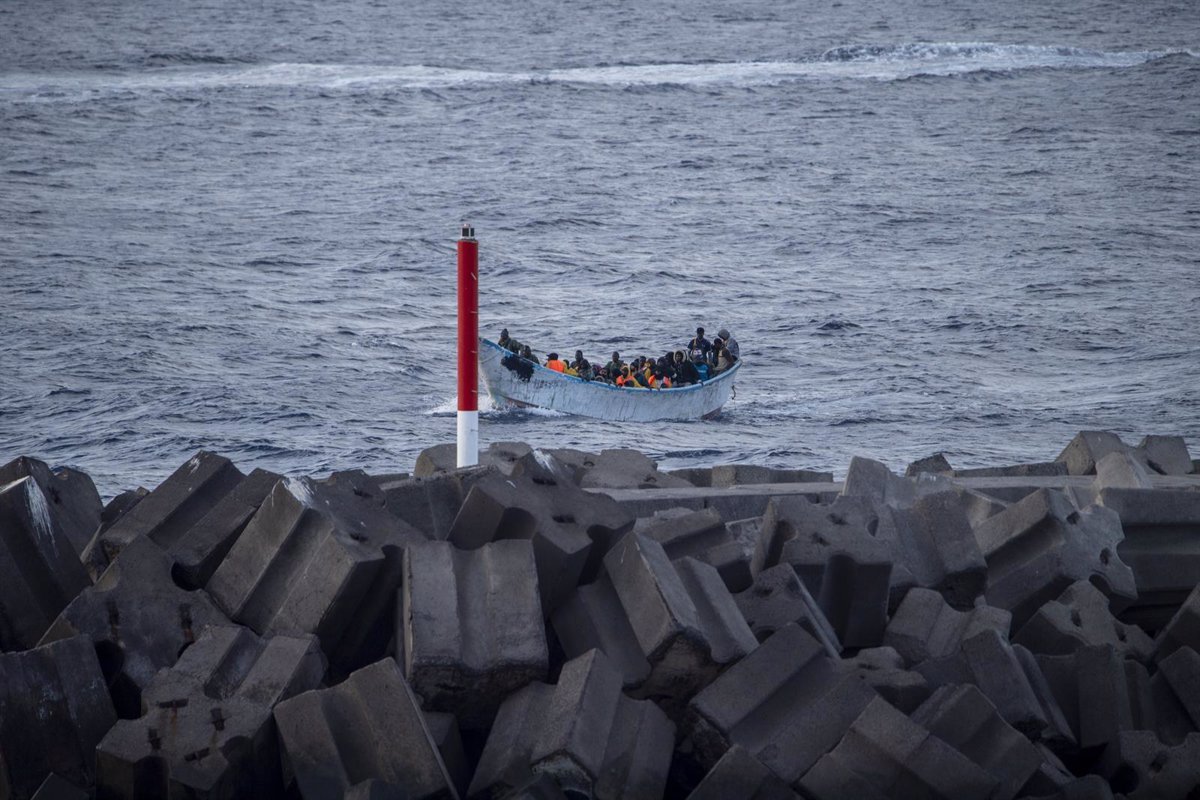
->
xmin=2 ymin=43 xmax=1193 ymax=99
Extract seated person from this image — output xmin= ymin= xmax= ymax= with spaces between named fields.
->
xmin=545 ymin=352 xmax=567 ymax=372
xmin=605 ymin=351 xmax=624 ymax=375
xmin=674 ymin=351 xmax=699 ymax=385
xmin=498 ymin=328 xmax=522 ymax=353
xmin=692 ymin=352 xmax=711 ymax=381
xmin=571 ymin=350 xmax=591 ymax=378
xmin=521 ymin=344 xmax=534 ymax=361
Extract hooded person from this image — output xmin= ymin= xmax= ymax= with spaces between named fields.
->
xmin=717 ymin=328 xmax=740 ymax=359
xmin=498 ymin=328 xmax=522 ymax=353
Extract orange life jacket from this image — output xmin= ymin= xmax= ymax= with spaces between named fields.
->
xmin=547 ymin=359 xmax=566 ymax=373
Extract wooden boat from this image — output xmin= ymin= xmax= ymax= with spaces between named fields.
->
xmin=478 ymin=338 xmax=740 ymax=421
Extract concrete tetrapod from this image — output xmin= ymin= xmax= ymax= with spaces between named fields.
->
xmin=401 ymin=539 xmax=548 ymax=729
xmin=274 ymin=658 xmax=458 ymax=799
xmin=0 ymin=474 xmax=91 ymax=651
xmin=686 ymin=745 xmax=800 ymax=800
xmin=685 ymin=623 xmax=877 ymax=787
xmin=882 ymin=587 xmax=1011 ymax=667
xmin=798 ymin=696 xmax=998 ymax=800
xmin=447 ymin=452 xmax=634 ymax=615
xmin=207 ymin=473 xmax=427 ymax=677
xmin=95 ymin=625 xmax=325 ymax=799
xmin=635 ymin=507 xmax=752 ymax=592
xmin=39 ymin=536 xmax=231 ymax=718
xmin=0 ymin=455 xmax=102 ymax=560
xmin=0 ymin=635 xmax=117 ymax=800
xmin=83 ymin=451 xmax=246 ymax=576
xmin=972 ymin=488 xmax=1137 ymax=629
xmin=765 ymin=495 xmax=894 ymax=648
xmin=599 ymin=532 xmax=757 ymax=705
xmin=1014 ymin=580 xmax=1154 ymax=661
xmin=467 ymin=649 xmax=674 ymax=800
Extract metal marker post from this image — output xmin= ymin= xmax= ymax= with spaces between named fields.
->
xmin=456 ymin=223 xmax=479 ymax=467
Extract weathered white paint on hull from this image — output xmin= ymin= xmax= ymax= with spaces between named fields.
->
xmin=478 ymin=339 xmax=740 ymax=422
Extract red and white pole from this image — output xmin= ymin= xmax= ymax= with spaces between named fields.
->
xmin=456 ymin=223 xmax=479 ymax=467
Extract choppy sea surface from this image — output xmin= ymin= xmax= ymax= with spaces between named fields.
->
xmin=2 ymin=0 xmax=1198 ymax=498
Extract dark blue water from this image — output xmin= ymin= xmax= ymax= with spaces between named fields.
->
xmin=2 ymin=0 xmax=1198 ymax=498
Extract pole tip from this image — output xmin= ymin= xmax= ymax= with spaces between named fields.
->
xmin=460 ymin=222 xmax=475 ymax=240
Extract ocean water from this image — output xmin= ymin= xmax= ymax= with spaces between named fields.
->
xmin=1 ymin=0 xmax=1198 ymax=498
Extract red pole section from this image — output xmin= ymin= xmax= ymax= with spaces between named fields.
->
xmin=457 ymin=224 xmax=478 ymax=411
xmin=456 ymin=223 xmax=479 ymax=468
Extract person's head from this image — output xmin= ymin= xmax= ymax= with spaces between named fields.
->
xmin=718 ymin=328 xmax=730 ymax=342
xmin=674 ymin=351 xmax=684 ymax=362
xmin=713 ymin=338 xmax=724 ymax=351
xmin=575 ymin=350 xmax=583 ymax=362
xmin=500 ymin=328 xmax=510 ymax=340
xmin=547 ymin=352 xmax=558 ymax=362
xmin=696 ymin=326 xmax=705 ymax=338
xmin=522 ymin=345 xmax=531 ymax=357
xmin=612 ymin=351 xmax=620 ymax=362
xmin=621 ymin=366 xmax=630 ymax=376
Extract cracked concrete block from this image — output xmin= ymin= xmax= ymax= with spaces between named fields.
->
xmin=84 ymin=451 xmax=245 ymax=575
xmin=1035 ymin=645 xmax=1145 ymax=753
xmin=916 ymin=629 xmax=1071 ymax=742
xmin=0 ymin=636 xmax=116 ymax=800
xmin=686 ymin=745 xmax=800 ymax=800
xmin=0 ymin=455 xmax=102 ymax=560
xmin=904 ymin=453 xmax=953 ymax=477
xmin=835 ymin=647 xmax=930 ymax=713
xmin=166 ymin=468 xmax=281 ymax=590
xmin=468 ymin=650 xmax=674 ymax=800
xmin=39 ymin=536 xmax=230 ymax=718
xmin=380 ymin=467 xmax=495 ymax=541
xmin=1099 ymin=731 xmax=1200 ymax=800
xmin=767 ymin=496 xmax=893 ymax=648
xmin=415 ymin=441 xmax=531 ymax=477
xmin=95 ymin=626 xmax=324 ymax=799
xmin=401 ymin=540 xmax=548 ymax=729
xmin=685 ymin=624 xmax=877 ymax=786
xmin=911 ymin=684 xmax=1042 ymax=800
xmin=1136 ymin=435 xmax=1193 ymax=476
xmin=448 ymin=457 xmax=634 ymax=615
xmin=635 ymin=507 xmax=751 ymax=592
xmin=1015 ymin=580 xmax=1153 ymax=661
xmin=1056 ymin=431 xmax=1130 ymax=476
xmin=1150 ymin=646 xmax=1200 ymax=745
xmin=883 ymin=588 xmax=1010 ymax=666
xmin=876 ymin=491 xmax=987 ymax=609
xmin=602 ymin=533 xmax=757 ymax=703
xmin=973 ymin=488 xmax=1136 ymax=628
xmin=798 ymin=696 xmax=997 ymax=800
xmin=734 ymin=563 xmax=841 ymax=656
xmin=274 ymin=658 xmax=457 ymax=800
xmin=0 ymin=475 xmax=91 ymax=651
xmin=1154 ymin=582 xmax=1200 ymax=662
xmin=207 ymin=474 xmax=426 ymax=676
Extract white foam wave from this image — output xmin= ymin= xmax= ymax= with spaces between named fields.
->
xmin=1 ymin=43 xmax=1192 ymax=98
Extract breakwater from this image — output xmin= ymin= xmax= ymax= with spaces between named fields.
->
xmin=2 ymin=429 xmax=1200 ymax=798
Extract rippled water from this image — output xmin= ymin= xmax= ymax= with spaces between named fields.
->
xmin=2 ymin=0 xmax=1198 ymax=498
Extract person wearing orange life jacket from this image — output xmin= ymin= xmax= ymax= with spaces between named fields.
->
xmin=545 ymin=353 xmax=567 ymax=373
xmin=615 ymin=365 xmax=633 ymax=387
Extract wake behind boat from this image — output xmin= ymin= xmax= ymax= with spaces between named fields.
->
xmin=478 ymin=338 xmax=740 ymax=421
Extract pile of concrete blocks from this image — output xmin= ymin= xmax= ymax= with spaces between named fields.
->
xmin=2 ymin=431 xmax=1199 ymax=799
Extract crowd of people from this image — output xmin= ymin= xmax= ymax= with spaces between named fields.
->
xmin=497 ymin=326 xmax=739 ymax=388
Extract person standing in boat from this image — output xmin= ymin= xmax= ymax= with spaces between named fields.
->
xmin=605 ymin=351 xmax=624 ymax=376
xmin=688 ymin=327 xmax=712 ymax=363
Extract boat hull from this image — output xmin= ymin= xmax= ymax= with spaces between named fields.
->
xmin=478 ymin=339 xmax=739 ymax=422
